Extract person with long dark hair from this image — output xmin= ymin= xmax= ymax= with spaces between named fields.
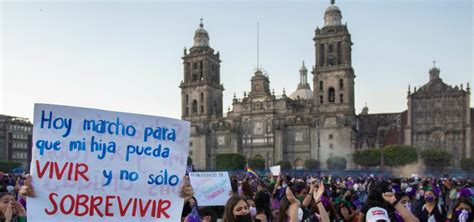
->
xmin=418 ymin=189 xmax=446 ymax=221
xmin=449 ymin=197 xmax=473 ymax=222
xmin=278 ymin=187 xmax=302 ymax=222
xmin=337 ymin=189 xmax=358 ymax=222
xmin=0 ymin=192 xmax=27 ymax=222
xmin=223 ymin=195 xmax=253 ymax=222
xmin=254 ymin=190 xmax=272 ymax=222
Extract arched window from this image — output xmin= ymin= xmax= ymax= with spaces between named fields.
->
xmin=186 ymin=107 xmax=189 ymax=116
xmin=192 ymin=100 xmax=198 ymax=115
xmin=328 ymin=55 xmax=335 ymax=66
xmin=340 ymin=94 xmax=344 ymax=103
xmin=199 ymin=61 xmax=204 ymax=81
xmin=337 ymin=41 xmax=342 ymax=64
xmin=200 ymin=93 xmax=204 ymax=101
xmin=319 ymin=81 xmax=323 ymax=91
xmin=319 ymin=44 xmax=325 ymax=66
xmin=294 ymin=158 xmax=304 ymax=169
xmin=328 ymin=87 xmax=335 ymax=103
xmin=339 ymin=79 xmax=344 ymax=89
xmin=200 ymin=105 xmax=204 ymax=114
xmin=320 ymin=95 xmax=324 ymax=104
xmin=185 ymin=94 xmax=189 ymax=104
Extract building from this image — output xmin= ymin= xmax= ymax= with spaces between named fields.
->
xmin=180 ymin=1 xmax=472 ymax=169
xmin=0 ymin=115 xmax=33 ymax=169
xmin=405 ymin=65 xmax=472 ymax=167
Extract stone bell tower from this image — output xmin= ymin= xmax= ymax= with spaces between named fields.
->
xmin=180 ymin=19 xmax=224 ymax=122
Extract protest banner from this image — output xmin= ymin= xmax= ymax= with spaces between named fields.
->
xmin=269 ymin=165 xmax=280 ymax=176
xmin=28 ymin=104 xmax=190 ymax=222
xmin=188 ymin=172 xmax=231 ymax=206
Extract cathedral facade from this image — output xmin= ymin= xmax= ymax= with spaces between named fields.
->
xmin=180 ymin=1 xmax=472 ymax=170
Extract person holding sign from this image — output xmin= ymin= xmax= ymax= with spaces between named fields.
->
xmin=18 ymin=174 xmax=197 ymax=222
xmin=29 ymin=104 xmax=191 ymax=222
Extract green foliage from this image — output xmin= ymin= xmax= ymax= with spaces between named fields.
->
xmin=460 ymin=158 xmax=474 ymax=172
xmin=216 ymin=153 xmax=246 ymax=170
xmin=326 ymin=156 xmax=347 ymax=170
xmin=383 ymin=145 xmax=418 ymax=167
xmin=0 ymin=161 xmax=22 ymax=173
xmin=248 ymin=157 xmax=266 ymax=170
xmin=276 ymin=160 xmax=292 ymax=170
xmin=353 ymin=149 xmax=381 ymax=167
xmin=420 ymin=148 xmax=452 ymax=170
xmin=187 ymin=156 xmax=193 ymax=166
xmin=304 ymin=159 xmax=320 ymax=169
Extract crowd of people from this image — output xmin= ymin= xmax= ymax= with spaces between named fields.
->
xmin=0 ymin=171 xmax=473 ymax=222
xmin=180 ymin=173 xmax=473 ymax=222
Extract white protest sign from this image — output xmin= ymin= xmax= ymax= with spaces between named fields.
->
xmin=189 ymin=172 xmax=231 ymax=206
xmin=28 ymin=104 xmax=190 ymax=222
xmin=269 ymin=165 xmax=280 ymax=176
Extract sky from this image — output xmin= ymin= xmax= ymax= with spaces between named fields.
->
xmin=1 ymin=0 xmax=473 ymax=121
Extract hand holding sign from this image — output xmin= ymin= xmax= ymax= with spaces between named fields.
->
xmin=29 ymin=104 xmax=190 ymax=222
xmin=189 ymin=172 xmax=232 ymax=206
xmin=19 ymin=175 xmax=34 ymax=197
xmin=180 ymin=176 xmax=195 ymax=203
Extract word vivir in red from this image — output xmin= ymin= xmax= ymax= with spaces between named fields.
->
xmin=35 ymin=160 xmax=89 ymax=182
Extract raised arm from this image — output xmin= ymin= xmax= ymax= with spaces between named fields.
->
xmin=314 ymin=182 xmax=330 ymax=222
xmin=382 ymin=192 xmax=419 ymax=222
xmin=286 ymin=187 xmax=301 ymax=222
xmin=302 ymin=182 xmax=316 ymax=207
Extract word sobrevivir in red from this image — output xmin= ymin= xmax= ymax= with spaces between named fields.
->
xmin=45 ymin=193 xmax=171 ymax=218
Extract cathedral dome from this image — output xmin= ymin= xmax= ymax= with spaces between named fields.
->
xmin=193 ymin=19 xmax=210 ymax=48
xmin=290 ymin=61 xmax=313 ymax=100
xmin=324 ymin=0 xmax=342 ymax=27
xmin=290 ymin=88 xmax=313 ymax=100
xmin=325 ymin=5 xmax=340 ymax=13
xmin=429 ymin=63 xmax=440 ymax=81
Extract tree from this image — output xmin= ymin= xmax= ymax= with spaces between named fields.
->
xmin=460 ymin=158 xmax=474 ymax=172
xmin=248 ymin=157 xmax=265 ymax=170
xmin=276 ymin=160 xmax=292 ymax=170
xmin=304 ymin=159 xmax=320 ymax=169
xmin=216 ymin=153 xmax=246 ymax=170
xmin=383 ymin=145 xmax=418 ymax=167
xmin=420 ymin=148 xmax=452 ymax=171
xmin=326 ymin=156 xmax=347 ymax=170
xmin=352 ymin=149 xmax=380 ymax=168
xmin=0 ymin=161 xmax=22 ymax=173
